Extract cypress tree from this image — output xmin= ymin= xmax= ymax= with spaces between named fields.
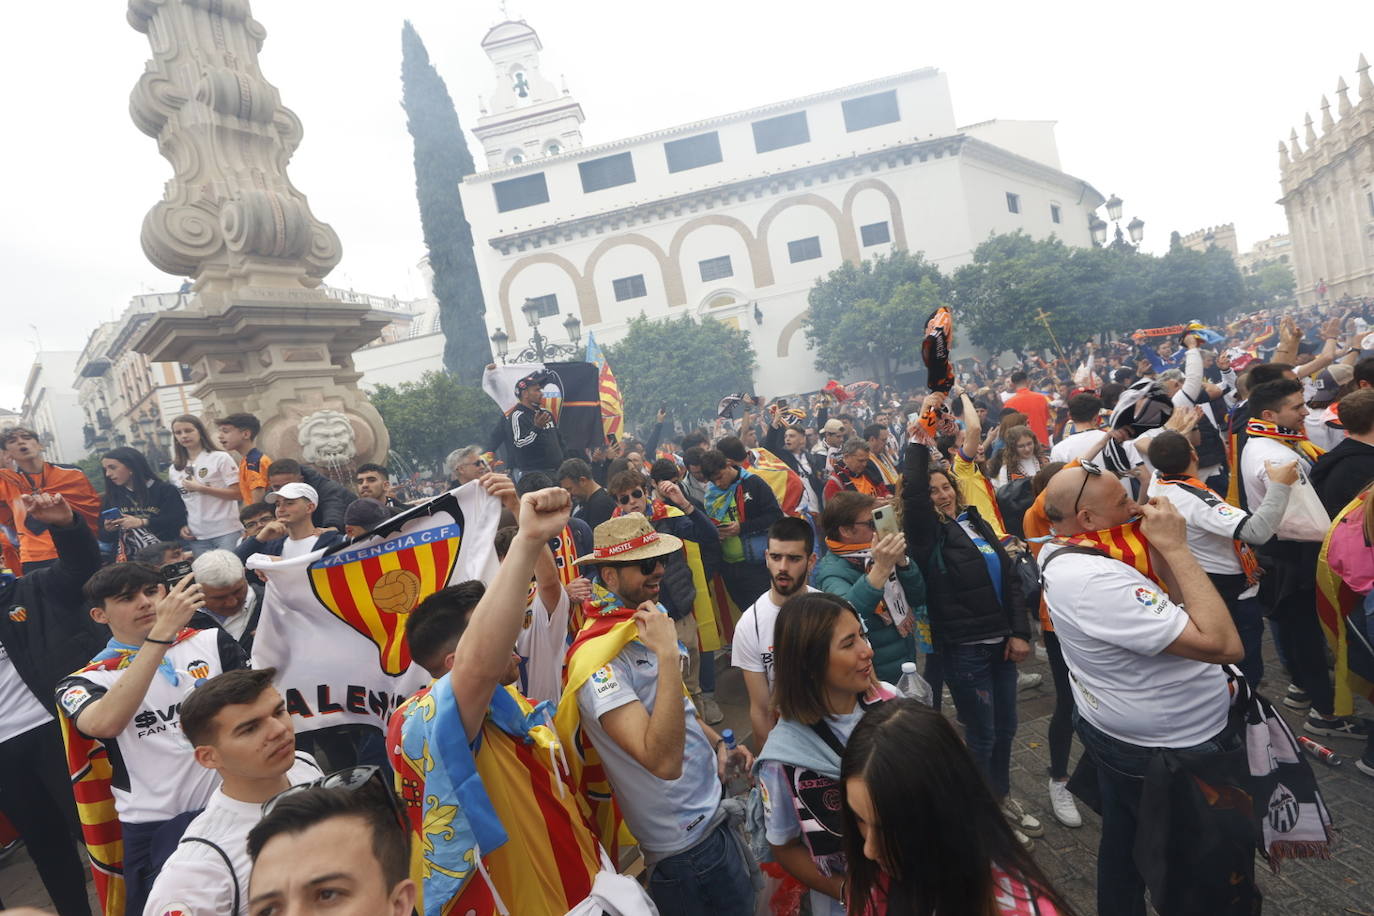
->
xmin=401 ymin=21 xmax=491 ymax=382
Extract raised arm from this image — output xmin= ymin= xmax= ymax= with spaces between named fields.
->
xmin=1142 ymin=499 xmax=1243 ymax=664
xmin=450 ymin=476 xmax=568 ymax=741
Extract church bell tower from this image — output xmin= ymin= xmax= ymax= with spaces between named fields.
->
xmin=472 ymin=18 xmax=585 ymax=169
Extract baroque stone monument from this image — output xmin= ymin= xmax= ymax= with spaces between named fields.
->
xmin=127 ymin=0 xmax=389 ymax=464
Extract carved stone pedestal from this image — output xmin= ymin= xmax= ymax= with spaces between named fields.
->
xmin=133 ymin=289 xmax=391 ymax=464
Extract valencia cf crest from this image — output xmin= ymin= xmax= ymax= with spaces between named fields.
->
xmin=308 ymin=519 xmax=464 ymax=674
xmin=540 ymin=369 xmax=566 ymax=423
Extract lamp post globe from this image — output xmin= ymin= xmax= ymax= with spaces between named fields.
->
xmin=490 ymin=327 xmax=510 ymax=362
xmin=1089 ymin=215 xmax=1109 ymax=246
xmin=1105 ymin=194 xmax=1123 ymax=222
xmin=1127 ymin=217 xmax=1145 ymax=245
xmin=562 ymin=312 xmax=582 ymax=346
xmin=520 ymin=297 xmax=541 ymax=328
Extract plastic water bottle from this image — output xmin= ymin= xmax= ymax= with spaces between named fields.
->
xmin=896 ymin=661 xmax=934 ymax=706
xmin=720 ymin=728 xmax=750 ymax=795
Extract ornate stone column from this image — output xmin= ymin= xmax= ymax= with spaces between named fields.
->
xmin=127 ymin=0 xmax=389 ymax=463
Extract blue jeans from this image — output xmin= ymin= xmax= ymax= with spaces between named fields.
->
xmin=648 ymin=819 xmax=755 ymax=916
xmin=945 ymin=640 xmax=1018 ymax=798
xmin=1074 ymin=714 xmax=1236 ymax=916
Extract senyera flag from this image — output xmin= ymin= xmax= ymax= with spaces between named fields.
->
xmin=309 ymin=494 xmax=467 ymax=675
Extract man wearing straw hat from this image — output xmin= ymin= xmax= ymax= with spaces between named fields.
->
xmin=555 ymin=513 xmax=756 ymax=915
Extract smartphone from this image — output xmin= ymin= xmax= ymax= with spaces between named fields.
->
xmin=872 ymin=504 xmax=899 ymax=537
xmin=100 ymin=508 xmax=123 ymax=522
xmin=159 ymin=560 xmax=194 ymax=588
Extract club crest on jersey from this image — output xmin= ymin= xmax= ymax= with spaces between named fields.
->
xmin=159 ymin=903 xmax=194 ymax=916
xmin=308 ymin=521 xmax=463 ymax=675
xmin=8 ymin=606 xmax=27 ymax=622
xmin=185 ymin=659 xmax=211 ymax=680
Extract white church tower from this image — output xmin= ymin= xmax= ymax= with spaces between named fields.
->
xmin=471 ymin=18 xmax=585 ymax=169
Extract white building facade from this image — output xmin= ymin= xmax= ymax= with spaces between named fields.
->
xmin=21 ymin=351 xmax=86 ymax=465
xmin=459 ymin=19 xmax=1104 ymax=394
xmin=1279 ymin=55 xmax=1374 ymax=305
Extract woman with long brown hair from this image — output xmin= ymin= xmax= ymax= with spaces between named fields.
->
xmin=167 ymin=414 xmax=242 ymax=554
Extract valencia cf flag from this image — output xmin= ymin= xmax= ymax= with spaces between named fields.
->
xmin=922 ymin=306 xmax=954 ymax=393
xmin=481 ymin=361 xmax=603 ymax=452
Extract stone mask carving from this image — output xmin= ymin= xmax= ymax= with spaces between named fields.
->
xmin=298 ymin=410 xmax=357 ymax=466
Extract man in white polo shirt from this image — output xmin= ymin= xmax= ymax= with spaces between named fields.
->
xmin=56 ymin=563 xmax=246 ymax=916
xmin=143 ymin=668 xmax=321 ymax=916
xmin=1040 ymin=463 xmax=1247 ymax=916
xmin=731 ymin=517 xmax=817 ymax=748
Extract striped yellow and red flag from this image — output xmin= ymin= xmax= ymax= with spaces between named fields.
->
xmin=584 ymin=332 xmax=622 ymax=443
xmin=745 ymin=447 xmax=806 ymax=517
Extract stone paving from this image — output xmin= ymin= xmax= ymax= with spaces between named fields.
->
xmin=4 ymin=633 xmax=1370 ymax=914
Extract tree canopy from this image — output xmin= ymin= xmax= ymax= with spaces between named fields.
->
xmin=605 ymin=314 xmax=757 ymax=430
xmin=369 ymin=371 xmax=499 ymax=473
xmin=803 ymin=250 xmax=951 ymax=381
xmin=401 ymin=22 xmax=491 ymax=383
xmin=1243 ymin=260 xmax=1297 ymax=311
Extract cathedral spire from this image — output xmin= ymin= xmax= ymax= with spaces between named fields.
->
xmin=1336 ymin=76 xmax=1353 ymax=118
xmin=1359 ymin=53 xmax=1373 ymax=101
xmin=1320 ymin=95 xmax=1335 ymax=133
xmin=1304 ymin=113 xmax=1318 ymax=148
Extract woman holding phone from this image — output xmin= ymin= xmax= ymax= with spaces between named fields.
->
xmin=167 ymin=415 xmax=243 ymax=555
xmin=99 ymin=447 xmax=187 ymax=561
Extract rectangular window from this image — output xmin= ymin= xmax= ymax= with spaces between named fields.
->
xmin=699 ymin=255 xmax=734 ymax=281
xmin=788 ymin=236 xmax=822 ymax=263
xmin=526 ymin=294 xmax=559 ymax=319
xmin=1367 ymin=191 xmax=1374 ymax=219
xmin=860 ymin=221 xmax=890 ymax=247
xmin=752 ymin=111 xmax=810 ymax=153
xmin=665 ymin=132 xmax=723 ymax=173
xmin=493 ymin=173 xmax=549 ymax=212
xmin=1050 ymin=204 xmax=1062 ymax=224
xmin=612 ymin=275 xmax=647 ymax=301
xmin=578 ymin=152 xmax=636 ymax=193
xmin=842 ymin=90 xmax=901 ymax=132
xmin=1006 ymin=192 xmax=1021 ymax=214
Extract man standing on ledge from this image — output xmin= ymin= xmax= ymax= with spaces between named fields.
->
xmin=504 ymin=373 xmax=565 ymax=481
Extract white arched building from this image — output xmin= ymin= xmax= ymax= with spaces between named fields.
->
xmin=457 ymin=19 xmax=1105 ymax=394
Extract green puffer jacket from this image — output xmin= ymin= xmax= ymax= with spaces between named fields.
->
xmin=814 ymin=551 xmax=926 ymax=683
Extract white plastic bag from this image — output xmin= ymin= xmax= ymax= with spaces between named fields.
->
xmin=1275 ymin=472 xmax=1331 ymax=542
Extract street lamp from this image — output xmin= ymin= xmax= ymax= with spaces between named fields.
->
xmin=491 ymin=300 xmax=584 ymax=363
xmin=1093 ymin=193 xmax=1144 ymax=251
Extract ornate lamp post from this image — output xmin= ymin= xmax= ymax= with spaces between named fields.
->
xmin=490 ymin=300 xmax=583 ymax=363
xmin=1091 ymin=193 xmax=1145 ymax=251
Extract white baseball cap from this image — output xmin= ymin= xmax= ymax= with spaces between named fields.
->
xmin=266 ymin=482 xmax=318 ymax=505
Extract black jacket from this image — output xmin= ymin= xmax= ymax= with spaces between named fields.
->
xmin=0 ymin=519 xmax=107 ymax=716
xmin=902 ymin=443 xmax=1030 ymax=645
xmin=1310 ymin=437 xmax=1374 ymax=516
xmin=235 ymin=529 xmax=346 ymax=563
xmin=734 ymin=471 xmax=784 ymax=536
xmin=503 ymin=404 xmax=565 ymax=471
xmin=300 ymin=467 xmax=357 ymax=531
xmin=764 ymin=425 xmax=826 ymax=507
xmin=576 ymin=487 xmax=618 ymax=532
xmin=99 ymin=479 xmax=188 ymax=543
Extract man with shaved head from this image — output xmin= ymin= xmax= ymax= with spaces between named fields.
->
xmin=1039 ymin=464 xmax=1249 ymax=915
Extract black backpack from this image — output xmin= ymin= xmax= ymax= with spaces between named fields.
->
xmin=996 ymin=476 xmax=1034 ymax=539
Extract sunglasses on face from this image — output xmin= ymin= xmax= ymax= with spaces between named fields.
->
xmin=261 ymin=765 xmax=406 ymax=831
xmin=608 ymin=557 xmax=665 ymax=576
xmin=1072 ymin=460 xmax=1121 ymax=515
xmin=615 ymin=489 xmax=645 ymax=505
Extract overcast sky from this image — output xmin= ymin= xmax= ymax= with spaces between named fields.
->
xmin=3 ymin=0 xmax=1370 ymax=409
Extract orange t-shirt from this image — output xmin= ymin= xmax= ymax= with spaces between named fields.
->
xmin=1022 ymin=488 xmax=1054 ymax=632
xmin=237 ymin=448 xmax=272 ymax=504
xmin=1004 ymin=388 xmax=1052 ymax=446
xmin=0 ymin=463 xmax=102 ymax=567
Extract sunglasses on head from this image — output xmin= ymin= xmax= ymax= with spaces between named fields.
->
xmin=261 ymin=765 xmax=406 ymax=831
xmin=615 ymin=489 xmax=645 ymax=505
xmin=1072 ymin=460 xmax=1121 ymax=515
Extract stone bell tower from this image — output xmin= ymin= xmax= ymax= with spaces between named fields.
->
xmin=471 ymin=17 xmax=585 ymax=169
xmin=126 ymin=0 xmax=388 ymax=466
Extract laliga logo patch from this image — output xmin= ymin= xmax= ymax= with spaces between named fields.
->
xmin=591 ymin=665 xmax=620 ymax=697
xmin=1133 ymin=587 xmax=1163 ymax=614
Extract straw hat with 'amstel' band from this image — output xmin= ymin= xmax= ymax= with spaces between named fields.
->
xmin=573 ymin=513 xmax=683 ymax=566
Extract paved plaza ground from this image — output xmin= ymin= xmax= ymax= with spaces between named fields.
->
xmin=3 ymin=631 xmax=1370 ymax=914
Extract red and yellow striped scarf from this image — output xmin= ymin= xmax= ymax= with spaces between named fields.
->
xmin=57 ymin=627 xmax=199 ymax=916
xmin=1157 ymin=475 xmax=1261 ymax=586
xmin=1053 ymin=518 xmax=1165 ymax=589
xmin=1245 ymin=418 xmax=1324 ymax=462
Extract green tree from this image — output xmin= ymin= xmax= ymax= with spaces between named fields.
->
xmin=605 ymin=314 xmax=757 ymax=430
xmin=1139 ymin=245 xmax=1245 ymax=326
xmin=401 ymin=22 xmax=491 ymax=383
xmin=369 ymin=371 xmax=500 ymax=473
xmin=804 ymin=250 xmax=949 ymax=379
xmin=1243 ymin=260 xmax=1297 ymax=311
